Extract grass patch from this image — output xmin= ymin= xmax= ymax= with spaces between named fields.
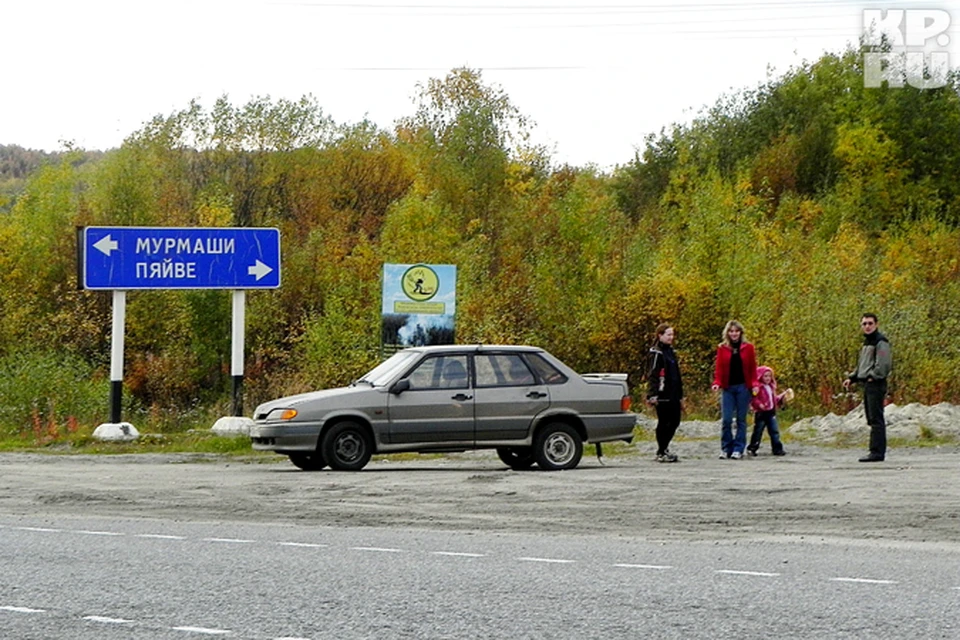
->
xmin=0 ymin=429 xmax=273 ymax=457
xmin=889 ymin=434 xmax=958 ymax=448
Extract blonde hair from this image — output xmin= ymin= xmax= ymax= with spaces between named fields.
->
xmin=721 ymin=320 xmax=746 ymax=347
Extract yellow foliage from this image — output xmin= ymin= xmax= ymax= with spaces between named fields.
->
xmin=829 ymin=222 xmax=868 ymax=270
xmin=196 ymin=200 xmax=233 ymax=227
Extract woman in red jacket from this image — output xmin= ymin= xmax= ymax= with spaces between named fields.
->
xmin=711 ymin=320 xmax=758 ymax=459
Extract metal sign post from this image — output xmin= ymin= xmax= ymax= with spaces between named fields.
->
xmin=109 ymin=290 xmax=127 ymax=422
xmin=231 ymin=290 xmax=246 ymax=417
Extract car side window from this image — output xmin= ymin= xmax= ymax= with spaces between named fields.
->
xmin=405 ymin=355 xmax=469 ymax=390
xmin=526 ymin=353 xmax=568 ymax=385
xmin=475 ymin=354 xmax=536 ymax=387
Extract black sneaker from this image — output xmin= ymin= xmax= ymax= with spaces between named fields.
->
xmin=859 ymin=454 xmax=884 ymax=462
xmin=773 ymin=450 xmax=786 ymax=456
xmin=746 ymin=448 xmax=757 ymax=457
xmin=657 ymin=450 xmax=678 ymax=463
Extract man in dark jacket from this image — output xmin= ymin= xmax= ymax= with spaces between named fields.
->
xmin=842 ymin=313 xmax=893 ymax=462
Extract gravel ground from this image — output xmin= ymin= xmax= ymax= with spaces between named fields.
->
xmin=1 ymin=431 xmax=958 ymax=548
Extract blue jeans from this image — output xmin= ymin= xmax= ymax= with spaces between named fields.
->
xmin=749 ymin=410 xmax=783 ymax=454
xmin=721 ymin=384 xmax=750 ymax=455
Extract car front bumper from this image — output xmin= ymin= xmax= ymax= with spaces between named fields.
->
xmin=250 ymin=422 xmax=321 ymax=452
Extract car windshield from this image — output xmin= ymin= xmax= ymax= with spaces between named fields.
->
xmin=357 ymin=350 xmax=421 ymax=386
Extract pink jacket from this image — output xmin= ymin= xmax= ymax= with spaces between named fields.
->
xmin=751 ymin=366 xmax=787 ymax=412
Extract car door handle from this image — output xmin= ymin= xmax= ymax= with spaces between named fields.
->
xmin=526 ymin=391 xmax=547 ymax=399
xmin=452 ymin=393 xmax=473 ymax=401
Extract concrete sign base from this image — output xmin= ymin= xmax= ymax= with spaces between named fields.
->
xmin=93 ymin=422 xmax=140 ymax=441
xmin=211 ymin=416 xmax=254 ymax=436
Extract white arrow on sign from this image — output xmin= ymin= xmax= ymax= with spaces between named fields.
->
xmin=248 ymin=260 xmax=274 ymax=281
xmin=93 ymin=235 xmax=118 ymax=256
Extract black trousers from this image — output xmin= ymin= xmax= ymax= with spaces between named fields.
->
xmin=655 ymin=400 xmax=681 ymax=455
xmin=864 ymin=379 xmax=887 ymax=457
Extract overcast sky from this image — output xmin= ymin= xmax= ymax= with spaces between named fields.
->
xmin=2 ymin=0 xmax=957 ymax=168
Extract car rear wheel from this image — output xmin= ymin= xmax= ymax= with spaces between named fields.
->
xmin=496 ymin=446 xmax=536 ymax=470
xmin=322 ymin=421 xmax=373 ymax=471
xmin=288 ymin=453 xmax=327 ymax=471
xmin=533 ymin=423 xmax=582 ymax=471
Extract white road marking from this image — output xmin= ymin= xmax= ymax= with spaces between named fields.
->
xmin=277 ymin=542 xmax=327 ymax=548
xmin=83 ymin=615 xmax=133 ymax=624
xmin=76 ymin=530 xmax=125 ymax=537
xmin=518 ymin=557 xmax=575 ymax=564
xmin=613 ymin=563 xmax=674 ymax=570
xmin=716 ymin=570 xmax=781 ymax=577
xmin=137 ymin=534 xmax=187 ymax=540
xmin=15 ymin=527 xmax=60 ymax=533
xmin=831 ymin=577 xmax=898 ymax=585
xmin=171 ymin=626 xmax=232 ymax=635
xmin=202 ymin=538 xmax=255 ymax=544
xmin=0 ymin=606 xmax=46 ymax=613
xmin=432 ymin=551 xmax=485 ymax=558
xmin=351 ymin=546 xmax=403 ymax=553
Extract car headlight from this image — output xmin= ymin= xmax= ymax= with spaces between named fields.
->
xmin=266 ymin=408 xmax=298 ymax=421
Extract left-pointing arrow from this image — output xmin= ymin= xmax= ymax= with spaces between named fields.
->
xmin=248 ymin=260 xmax=273 ymax=281
xmin=93 ymin=234 xmax=118 ymax=256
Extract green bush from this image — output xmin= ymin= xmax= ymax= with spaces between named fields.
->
xmin=0 ymin=350 xmax=109 ymax=436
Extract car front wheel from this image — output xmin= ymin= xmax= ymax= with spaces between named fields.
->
xmin=322 ymin=421 xmax=373 ymax=471
xmin=288 ymin=453 xmax=327 ymax=471
xmin=496 ymin=446 xmax=536 ymax=470
xmin=533 ymin=423 xmax=583 ymax=471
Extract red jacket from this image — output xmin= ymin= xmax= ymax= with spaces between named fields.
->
xmin=713 ymin=342 xmax=758 ymax=390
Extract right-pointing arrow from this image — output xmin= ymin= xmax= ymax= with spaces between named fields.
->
xmin=248 ymin=260 xmax=273 ymax=281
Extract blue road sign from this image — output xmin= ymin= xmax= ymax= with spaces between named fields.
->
xmin=82 ymin=227 xmax=281 ymax=290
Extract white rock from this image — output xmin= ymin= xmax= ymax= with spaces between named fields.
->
xmin=211 ymin=416 xmax=255 ymax=436
xmin=92 ymin=422 xmax=139 ymax=441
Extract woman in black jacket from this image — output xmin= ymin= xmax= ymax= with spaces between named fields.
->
xmin=646 ymin=323 xmax=685 ymax=462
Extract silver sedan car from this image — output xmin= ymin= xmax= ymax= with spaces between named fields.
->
xmin=250 ymin=345 xmax=636 ymax=471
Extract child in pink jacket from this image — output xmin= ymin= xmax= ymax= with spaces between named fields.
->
xmin=747 ymin=366 xmax=791 ymax=456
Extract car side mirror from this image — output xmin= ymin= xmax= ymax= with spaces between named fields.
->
xmin=390 ymin=379 xmax=410 ymax=395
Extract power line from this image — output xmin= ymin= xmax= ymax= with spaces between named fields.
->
xmin=275 ymin=1 xmax=880 ymax=10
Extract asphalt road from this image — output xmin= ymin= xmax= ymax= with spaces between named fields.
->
xmin=2 ymin=515 xmax=958 ymax=639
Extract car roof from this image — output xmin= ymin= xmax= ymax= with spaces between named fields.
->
xmin=403 ymin=344 xmax=543 ymax=355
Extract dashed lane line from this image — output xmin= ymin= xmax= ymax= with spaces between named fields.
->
xmin=83 ymin=615 xmax=134 ymax=624
xmin=831 ymin=577 xmax=898 ymax=585
xmin=171 ymin=625 xmax=232 ymax=635
xmin=518 ymin=557 xmax=576 ymax=564
xmin=1 ymin=521 xmax=933 ymax=593
xmin=201 ymin=537 xmax=256 ymax=544
xmin=0 ymin=606 xmax=46 ymax=613
xmin=76 ymin=530 xmax=125 ymax=537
